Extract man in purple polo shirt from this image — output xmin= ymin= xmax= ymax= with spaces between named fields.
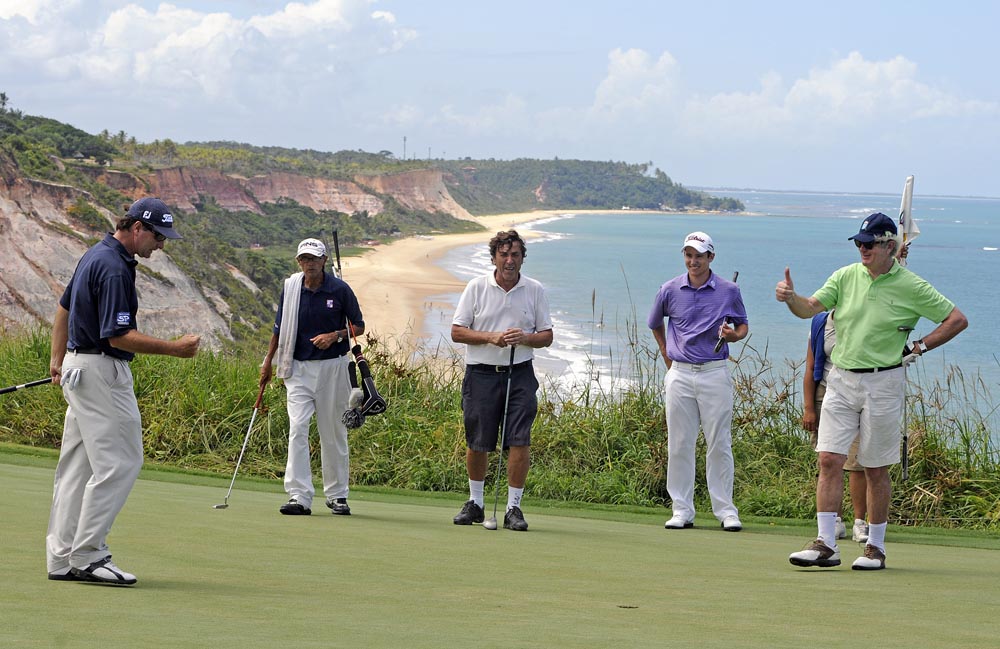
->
xmin=648 ymin=231 xmax=748 ymax=532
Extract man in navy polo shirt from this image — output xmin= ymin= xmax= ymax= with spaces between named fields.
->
xmin=47 ymin=197 xmax=201 ymax=586
xmin=261 ymin=238 xmax=365 ymax=516
xmin=648 ymin=231 xmax=748 ymax=532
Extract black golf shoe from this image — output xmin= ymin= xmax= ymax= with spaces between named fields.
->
xmin=279 ymin=499 xmax=311 ymax=515
xmin=503 ymin=506 xmax=529 ymax=531
xmin=47 ymin=566 xmax=82 ymax=582
xmin=326 ymin=497 xmax=351 ymax=516
xmin=453 ymin=499 xmax=485 ymax=525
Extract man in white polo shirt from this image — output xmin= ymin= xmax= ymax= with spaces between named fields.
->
xmin=451 ymin=230 xmax=553 ymax=531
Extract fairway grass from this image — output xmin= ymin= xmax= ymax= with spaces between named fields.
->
xmin=4 ymin=451 xmax=999 ymax=648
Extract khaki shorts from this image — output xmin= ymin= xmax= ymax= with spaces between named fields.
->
xmin=810 ymin=382 xmax=863 ymax=471
xmin=817 ymin=367 xmax=904 ymax=468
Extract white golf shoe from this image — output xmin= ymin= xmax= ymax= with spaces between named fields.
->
xmin=664 ymin=514 xmax=694 ymax=529
xmin=71 ymin=557 xmax=137 ymax=586
xmin=851 ymin=544 xmax=886 ymax=570
xmin=852 ymin=519 xmax=870 ymax=543
xmin=721 ymin=515 xmax=742 ymax=532
xmin=835 ymin=516 xmax=847 ymax=539
xmin=789 ymin=539 xmax=841 ymax=568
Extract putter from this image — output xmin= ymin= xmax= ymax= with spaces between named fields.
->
xmin=213 ymin=382 xmax=267 ymax=509
xmin=484 ymin=345 xmax=517 ymax=530
xmin=713 ymin=271 xmax=739 ymax=353
xmin=899 ymin=325 xmax=915 ymax=481
xmin=0 ymin=377 xmax=52 ymax=395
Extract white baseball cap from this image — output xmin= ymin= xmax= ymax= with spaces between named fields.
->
xmin=296 ymin=238 xmax=327 ymax=258
xmin=682 ymin=231 xmax=714 ymax=254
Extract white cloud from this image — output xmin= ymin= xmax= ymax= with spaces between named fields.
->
xmin=438 ymin=95 xmax=529 ymax=135
xmin=2 ymin=0 xmax=406 ymax=109
xmin=685 ymin=51 xmax=998 ymax=141
xmin=591 ymin=48 xmax=680 ymax=116
xmin=0 ymin=0 xmax=78 ymax=24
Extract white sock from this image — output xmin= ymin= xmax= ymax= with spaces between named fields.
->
xmin=469 ymin=480 xmax=485 ymax=508
xmin=854 ymin=518 xmax=868 ymax=528
xmin=817 ymin=511 xmax=838 ymax=549
xmin=867 ymin=522 xmax=887 ymax=552
xmin=506 ymin=486 xmax=524 ymax=511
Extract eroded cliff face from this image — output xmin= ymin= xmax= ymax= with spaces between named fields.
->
xmin=83 ymin=166 xmax=473 ymax=220
xmin=1 ymin=161 xmax=471 ymax=344
xmin=0 ymin=162 xmax=227 ymax=346
xmin=355 ymin=170 xmax=474 ymax=220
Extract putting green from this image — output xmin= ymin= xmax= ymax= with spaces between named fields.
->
xmin=4 ymin=455 xmax=999 ymax=648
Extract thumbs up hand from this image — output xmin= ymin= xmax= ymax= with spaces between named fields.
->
xmin=776 ymin=267 xmax=796 ymax=303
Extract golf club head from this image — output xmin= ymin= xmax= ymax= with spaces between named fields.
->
xmin=483 ymin=518 xmax=498 ymax=530
xmin=212 ymin=503 xmax=228 ymax=509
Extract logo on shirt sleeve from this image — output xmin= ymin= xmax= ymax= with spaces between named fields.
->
xmin=116 ymin=312 xmax=131 ymax=325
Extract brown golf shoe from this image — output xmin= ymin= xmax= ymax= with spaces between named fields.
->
xmin=789 ymin=538 xmax=841 ymax=567
xmin=851 ymin=544 xmax=886 ymax=570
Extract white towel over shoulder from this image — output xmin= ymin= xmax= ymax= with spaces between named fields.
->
xmin=275 ymin=272 xmax=303 ymax=379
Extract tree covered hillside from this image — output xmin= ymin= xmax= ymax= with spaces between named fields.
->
xmin=438 ymin=158 xmax=744 ymax=214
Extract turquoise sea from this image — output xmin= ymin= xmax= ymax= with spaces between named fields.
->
xmin=430 ymin=189 xmax=1000 ymax=421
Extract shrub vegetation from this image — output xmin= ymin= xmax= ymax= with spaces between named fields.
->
xmin=2 ymin=328 xmax=997 ymax=529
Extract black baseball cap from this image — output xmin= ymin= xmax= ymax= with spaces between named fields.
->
xmin=848 ymin=212 xmax=897 ymax=244
xmin=126 ymin=197 xmax=182 ymax=240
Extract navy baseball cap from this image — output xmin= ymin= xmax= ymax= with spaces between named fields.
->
xmin=848 ymin=212 xmax=897 ymax=244
xmin=126 ymin=197 xmax=182 ymax=240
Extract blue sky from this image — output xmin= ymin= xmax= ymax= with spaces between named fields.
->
xmin=2 ymin=1 xmax=998 ymax=195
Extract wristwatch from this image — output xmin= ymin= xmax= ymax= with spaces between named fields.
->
xmin=913 ymin=339 xmax=925 ymax=354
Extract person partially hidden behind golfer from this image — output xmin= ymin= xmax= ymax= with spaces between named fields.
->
xmin=261 ymin=238 xmax=365 ymax=517
xmin=778 ymin=213 xmax=966 ymax=570
xmin=648 ymin=231 xmax=748 ymax=532
xmin=451 ymin=230 xmax=553 ymax=531
xmin=47 ymin=197 xmax=201 ymax=586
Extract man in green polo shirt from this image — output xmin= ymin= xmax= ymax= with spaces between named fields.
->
xmin=775 ymin=212 xmax=967 ymax=570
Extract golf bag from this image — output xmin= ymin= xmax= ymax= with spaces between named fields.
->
xmin=342 ymin=344 xmax=388 ymax=429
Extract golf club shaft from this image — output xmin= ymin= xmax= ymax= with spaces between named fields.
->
xmin=221 ymin=383 xmax=267 ymax=503
xmin=713 ymin=271 xmax=740 ymax=353
xmin=332 ymin=229 xmax=343 ymax=279
xmin=0 ymin=377 xmax=53 ymax=395
xmin=490 ymin=345 xmax=517 ymax=524
xmin=898 ymin=326 xmax=914 ymax=481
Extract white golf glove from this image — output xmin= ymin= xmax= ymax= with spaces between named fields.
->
xmin=901 ymin=353 xmax=920 ymax=369
xmin=63 ymin=367 xmax=83 ymax=390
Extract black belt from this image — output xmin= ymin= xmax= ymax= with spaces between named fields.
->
xmin=68 ymin=348 xmax=103 ymax=355
xmin=468 ymin=360 xmax=532 ymax=374
xmin=846 ymin=363 xmax=902 ymax=374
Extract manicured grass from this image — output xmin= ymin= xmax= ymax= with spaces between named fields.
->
xmin=4 ymin=449 xmax=999 ymax=649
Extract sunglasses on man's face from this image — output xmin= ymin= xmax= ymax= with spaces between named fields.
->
xmin=854 ymin=240 xmax=877 ymax=250
xmin=140 ymin=222 xmax=166 ymax=242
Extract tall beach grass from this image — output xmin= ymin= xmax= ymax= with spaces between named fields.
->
xmin=1 ymin=325 xmax=998 ymax=529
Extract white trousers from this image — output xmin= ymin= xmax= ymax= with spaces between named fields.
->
xmin=664 ymin=361 xmax=738 ymax=522
xmin=283 ymin=356 xmax=352 ymax=507
xmin=47 ymin=353 xmax=143 ymax=571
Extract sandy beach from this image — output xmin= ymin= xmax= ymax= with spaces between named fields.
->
xmin=343 ymin=211 xmax=562 ymax=349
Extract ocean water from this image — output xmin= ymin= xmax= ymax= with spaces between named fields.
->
xmin=429 ymin=189 xmax=1000 ymax=413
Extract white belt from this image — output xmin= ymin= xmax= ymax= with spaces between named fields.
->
xmin=671 ymin=359 xmax=727 ymax=372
